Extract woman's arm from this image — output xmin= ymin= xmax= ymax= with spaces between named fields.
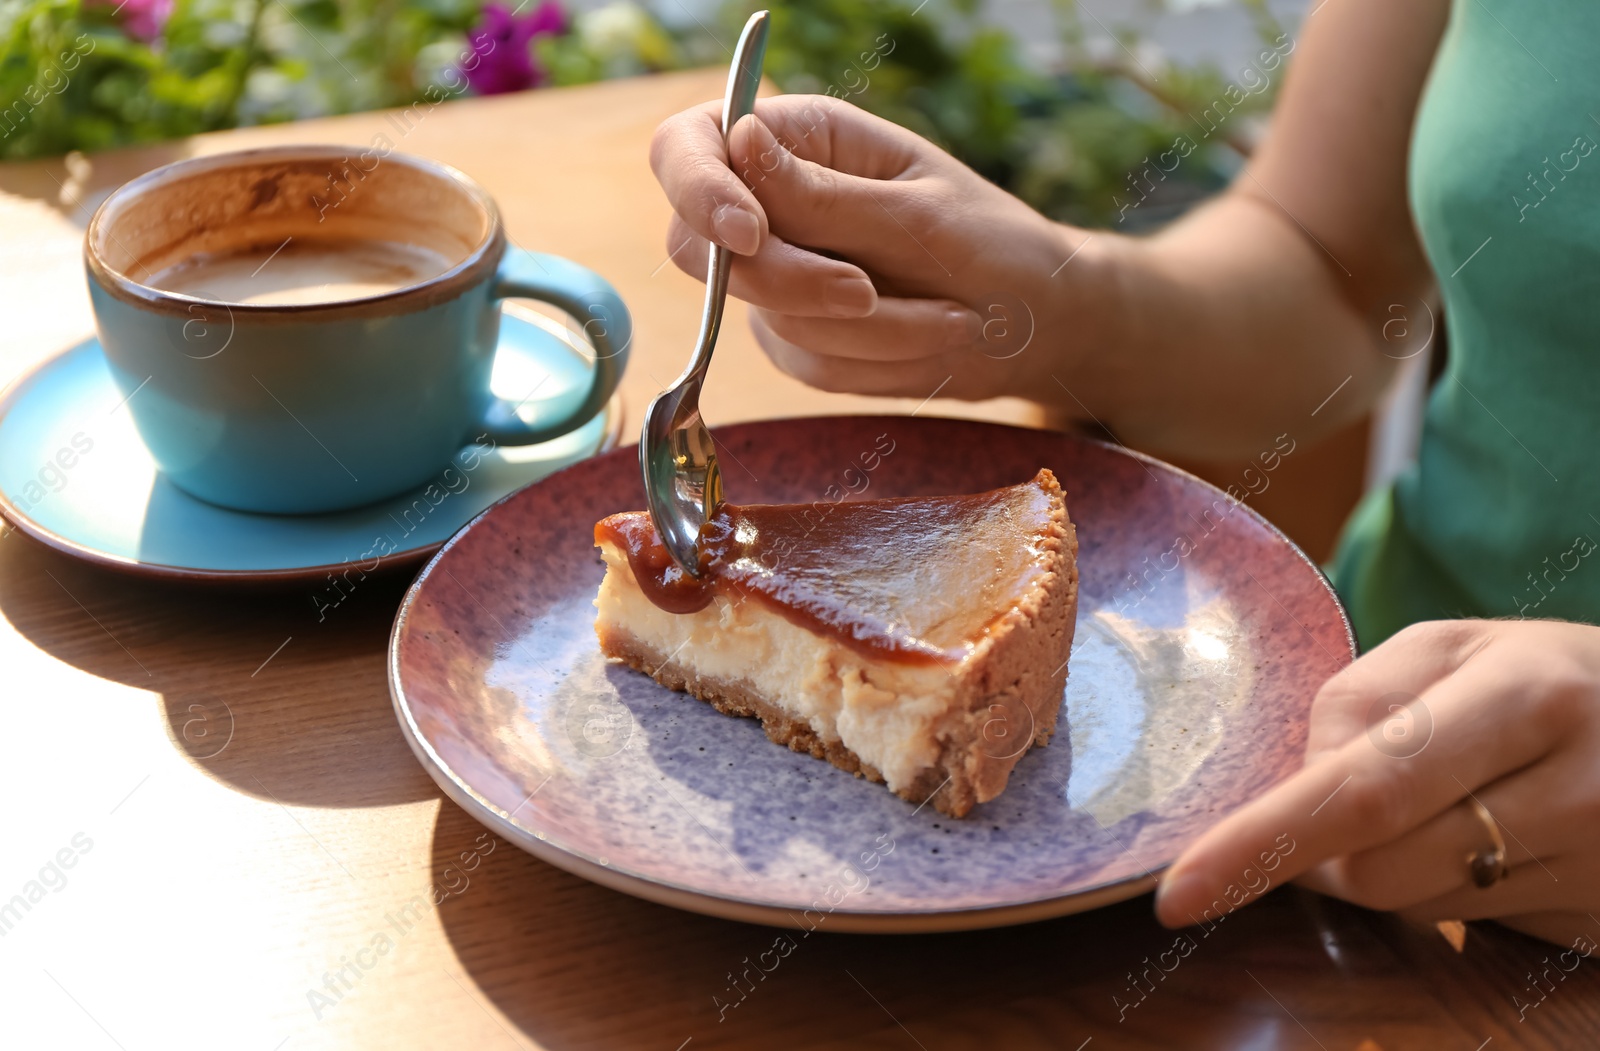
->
xmin=1078 ymin=0 xmax=1451 ymax=456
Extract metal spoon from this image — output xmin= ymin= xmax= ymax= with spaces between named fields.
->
xmin=640 ymin=9 xmax=771 ymax=576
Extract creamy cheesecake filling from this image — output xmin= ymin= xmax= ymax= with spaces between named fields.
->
xmin=596 ymin=541 xmax=956 ymax=792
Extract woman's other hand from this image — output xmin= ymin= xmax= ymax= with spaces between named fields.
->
xmin=1156 ymin=619 xmax=1600 ymax=947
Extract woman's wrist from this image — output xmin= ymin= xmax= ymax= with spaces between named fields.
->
xmin=998 ymin=220 xmax=1133 ymax=420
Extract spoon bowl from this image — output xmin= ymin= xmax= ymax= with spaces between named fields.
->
xmin=640 ymin=378 xmax=723 ymax=572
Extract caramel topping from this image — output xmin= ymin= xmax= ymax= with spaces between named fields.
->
xmin=594 ymin=471 xmax=1062 ymax=665
xmin=593 ymin=511 xmax=717 ymax=614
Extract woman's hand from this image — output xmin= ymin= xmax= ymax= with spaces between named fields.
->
xmin=649 ymin=94 xmax=1091 ymax=401
xmin=1156 ymin=619 xmax=1600 ymax=947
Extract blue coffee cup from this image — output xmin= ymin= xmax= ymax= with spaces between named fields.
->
xmin=84 ymin=145 xmax=629 ymax=514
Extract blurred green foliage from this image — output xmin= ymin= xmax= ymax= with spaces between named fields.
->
xmin=739 ymin=0 xmax=1283 ymax=224
xmin=0 ymin=0 xmax=1282 ymax=224
xmin=0 ymin=0 xmax=493 ymax=156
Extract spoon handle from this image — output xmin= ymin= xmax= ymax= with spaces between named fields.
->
xmin=684 ymin=10 xmax=770 ymax=384
xmin=721 ymin=11 xmax=771 ymax=138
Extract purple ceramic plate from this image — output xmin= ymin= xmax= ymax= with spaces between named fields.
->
xmin=388 ymin=416 xmax=1353 ymax=933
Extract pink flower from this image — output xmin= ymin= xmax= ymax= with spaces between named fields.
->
xmin=88 ymin=0 xmax=173 ymax=42
xmin=462 ymin=1 xmax=568 ymax=95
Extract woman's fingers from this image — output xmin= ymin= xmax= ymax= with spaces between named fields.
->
xmin=650 ymin=101 xmax=767 ymax=256
xmin=741 ymin=95 xmax=928 ymax=179
xmin=1153 ymin=661 xmax=1561 ymax=928
xmin=750 ymin=310 xmax=971 ymax=398
xmin=731 ymin=114 xmax=936 ymax=266
xmin=1399 ymin=858 xmax=1579 ymax=923
xmin=666 ymin=216 xmax=876 ymax=318
xmin=650 ymin=94 xmax=931 ymax=259
xmin=1371 ymin=731 xmax=1600 ymax=917
xmin=1296 ymin=772 xmax=1546 ymax=910
xmin=1304 ymin=621 xmax=1495 ymax=760
xmin=757 ymin=300 xmax=978 ymax=362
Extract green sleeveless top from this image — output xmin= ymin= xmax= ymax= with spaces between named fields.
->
xmin=1329 ymin=0 xmax=1600 ymax=649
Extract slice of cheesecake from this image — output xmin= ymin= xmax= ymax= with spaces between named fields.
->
xmin=592 ymin=470 xmax=1078 ymax=818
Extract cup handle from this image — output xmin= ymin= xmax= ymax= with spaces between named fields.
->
xmin=477 ymin=247 xmax=632 ymax=446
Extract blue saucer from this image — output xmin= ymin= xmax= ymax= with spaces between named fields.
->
xmin=0 ymin=308 xmax=622 ymax=582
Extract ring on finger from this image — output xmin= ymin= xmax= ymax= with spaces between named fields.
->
xmin=1463 ymin=797 xmax=1508 ymax=888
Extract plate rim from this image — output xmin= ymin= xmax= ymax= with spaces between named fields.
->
xmin=0 ymin=336 xmax=625 ymax=585
xmin=387 ymin=414 xmax=1355 ymax=932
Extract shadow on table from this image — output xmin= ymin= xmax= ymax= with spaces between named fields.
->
xmin=425 ymin=797 xmax=1570 ymax=1051
xmin=0 ymin=526 xmax=436 ymax=808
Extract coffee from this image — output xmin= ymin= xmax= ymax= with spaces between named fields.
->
xmin=148 ymin=237 xmax=455 ymax=306
xmin=87 ymin=145 xmax=629 ymax=514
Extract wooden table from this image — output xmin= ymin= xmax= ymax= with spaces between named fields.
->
xmin=0 ymin=68 xmax=1592 ymax=1050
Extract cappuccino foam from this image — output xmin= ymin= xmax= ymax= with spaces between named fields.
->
xmin=149 ymin=237 xmax=456 ymax=306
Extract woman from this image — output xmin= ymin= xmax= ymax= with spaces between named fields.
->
xmin=647 ymin=0 xmax=1600 ymax=948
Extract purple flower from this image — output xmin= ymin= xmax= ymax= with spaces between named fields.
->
xmin=88 ymin=0 xmax=173 ymax=42
xmin=525 ymin=0 xmax=568 ymax=36
xmin=462 ymin=1 xmax=568 ymax=95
